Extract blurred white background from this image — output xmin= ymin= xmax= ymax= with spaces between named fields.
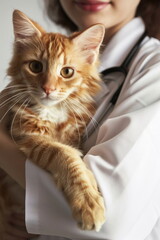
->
xmin=0 ymin=0 xmax=64 ymax=90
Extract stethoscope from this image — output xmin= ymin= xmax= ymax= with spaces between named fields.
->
xmin=82 ymin=31 xmax=147 ymax=143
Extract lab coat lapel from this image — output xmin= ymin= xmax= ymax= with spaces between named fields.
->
xmin=83 ymin=17 xmax=146 ymax=152
xmin=99 ymin=17 xmax=145 ymax=72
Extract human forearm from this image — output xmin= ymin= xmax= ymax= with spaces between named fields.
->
xmin=0 ymin=132 xmax=26 ymax=188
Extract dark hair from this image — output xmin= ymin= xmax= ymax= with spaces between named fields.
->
xmin=44 ymin=0 xmax=160 ymax=39
xmin=44 ymin=0 xmax=78 ymax=32
xmin=136 ymin=0 xmax=160 ymax=39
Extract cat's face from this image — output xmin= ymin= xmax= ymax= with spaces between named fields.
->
xmin=8 ymin=10 xmax=105 ymax=107
xmin=15 ymin=33 xmax=98 ymax=107
xmin=16 ymin=33 xmax=89 ymax=107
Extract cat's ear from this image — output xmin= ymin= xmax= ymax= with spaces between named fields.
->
xmin=13 ymin=10 xmax=44 ymax=40
xmin=72 ymin=24 xmax=105 ymax=64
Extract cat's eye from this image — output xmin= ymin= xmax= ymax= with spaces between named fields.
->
xmin=60 ymin=67 xmax=74 ymax=79
xmin=29 ymin=61 xmax=43 ymax=73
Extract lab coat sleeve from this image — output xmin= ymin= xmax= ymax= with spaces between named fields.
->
xmin=25 ymin=59 xmax=160 ymax=240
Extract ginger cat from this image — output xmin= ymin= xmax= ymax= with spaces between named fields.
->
xmin=0 ymin=9 xmax=106 ymax=236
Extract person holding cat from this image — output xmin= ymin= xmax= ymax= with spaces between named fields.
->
xmin=1 ymin=0 xmax=160 ymax=239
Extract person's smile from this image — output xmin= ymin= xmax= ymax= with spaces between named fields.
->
xmin=60 ymin=0 xmax=141 ymax=41
xmin=73 ymin=0 xmax=112 ymax=12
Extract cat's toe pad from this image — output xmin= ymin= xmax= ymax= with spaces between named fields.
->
xmin=72 ymin=192 xmax=106 ymax=231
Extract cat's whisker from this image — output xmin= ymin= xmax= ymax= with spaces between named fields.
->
xmin=68 ymin=97 xmax=98 ymax=124
xmin=0 ymin=88 xmax=34 ymax=105
xmin=0 ymin=89 xmax=29 ymax=101
xmin=73 ymin=106 xmax=91 ymax=141
xmin=2 ymin=84 xmax=37 ymax=96
xmin=69 ymin=97 xmax=99 ymax=129
xmin=0 ymin=91 xmax=32 ymax=110
xmin=67 ymin=99 xmax=90 ymax=120
xmin=67 ymin=98 xmax=98 ymax=138
xmin=19 ymin=98 xmax=31 ymax=131
xmin=0 ymin=84 xmax=33 ymax=92
xmin=69 ymin=95 xmax=97 ymax=114
xmin=64 ymin=100 xmax=89 ymax=141
xmin=0 ymin=87 xmax=27 ymax=94
xmin=70 ymin=104 xmax=88 ymax=141
xmin=0 ymin=92 xmax=25 ymax=108
xmin=71 ymin=93 xmax=95 ymax=108
xmin=63 ymin=101 xmax=81 ymax=143
xmin=70 ymin=94 xmax=97 ymax=115
xmin=0 ymin=95 xmax=26 ymax=123
xmin=29 ymin=90 xmax=41 ymax=97
xmin=26 ymin=86 xmax=38 ymax=91
xmin=10 ymin=97 xmax=31 ymax=145
xmin=2 ymin=84 xmax=25 ymax=89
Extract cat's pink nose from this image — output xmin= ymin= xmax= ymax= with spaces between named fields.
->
xmin=42 ymin=85 xmax=56 ymax=95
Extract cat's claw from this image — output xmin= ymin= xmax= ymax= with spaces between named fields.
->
xmin=72 ymin=192 xmax=106 ymax=231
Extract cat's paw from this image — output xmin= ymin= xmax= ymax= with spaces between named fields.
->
xmin=72 ymin=191 xmax=106 ymax=231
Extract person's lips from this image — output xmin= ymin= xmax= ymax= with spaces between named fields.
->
xmin=74 ymin=0 xmax=112 ymax=12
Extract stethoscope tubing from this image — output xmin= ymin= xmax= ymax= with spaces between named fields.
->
xmin=82 ymin=31 xmax=147 ymax=143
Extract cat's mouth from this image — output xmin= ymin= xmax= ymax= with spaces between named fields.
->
xmin=30 ymin=90 xmax=70 ymax=107
xmin=39 ymin=95 xmax=66 ymax=107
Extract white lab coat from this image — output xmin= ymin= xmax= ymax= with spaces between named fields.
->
xmin=25 ymin=17 xmax=160 ymax=240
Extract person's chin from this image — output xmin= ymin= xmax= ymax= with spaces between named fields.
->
xmin=77 ymin=14 xmax=107 ymax=30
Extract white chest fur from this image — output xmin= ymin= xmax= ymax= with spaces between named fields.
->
xmin=32 ymin=105 xmax=68 ymax=123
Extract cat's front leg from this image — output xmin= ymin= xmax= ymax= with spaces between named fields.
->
xmin=68 ymin=169 xmax=106 ymax=232
xmin=43 ymin=143 xmax=106 ymax=232
xmin=18 ymin=136 xmax=106 ymax=231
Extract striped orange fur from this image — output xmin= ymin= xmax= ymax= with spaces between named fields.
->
xmin=0 ymin=10 xmax=106 ymax=236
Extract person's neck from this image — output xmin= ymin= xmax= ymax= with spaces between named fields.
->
xmin=102 ymin=16 xmax=135 ymax=46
